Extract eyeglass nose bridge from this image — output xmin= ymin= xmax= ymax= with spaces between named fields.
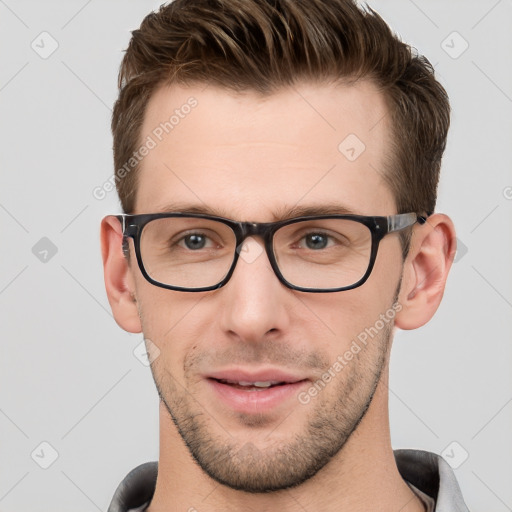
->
xmin=227 ymin=220 xmax=295 ymax=291
xmin=232 ymin=221 xmax=278 ymax=266
xmin=236 ymin=220 xmax=276 ymax=238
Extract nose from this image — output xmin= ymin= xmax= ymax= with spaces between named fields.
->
xmin=218 ymin=236 xmax=292 ymax=342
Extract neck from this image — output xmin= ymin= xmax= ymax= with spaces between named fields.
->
xmin=147 ymin=368 xmax=425 ymax=512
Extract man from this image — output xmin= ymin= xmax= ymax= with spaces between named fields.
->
xmin=101 ymin=0 xmax=468 ymax=510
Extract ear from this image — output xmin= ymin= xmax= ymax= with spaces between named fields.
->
xmin=394 ymin=213 xmax=457 ymax=330
xmin=100 ymin=216 xmax=142 ymax=333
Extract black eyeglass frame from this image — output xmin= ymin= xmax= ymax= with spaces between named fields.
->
xmin=116 ymin=212 xmax=427 ymax=293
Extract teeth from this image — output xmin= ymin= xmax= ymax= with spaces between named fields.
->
xmin=254 ymin=381 xmax=274 ymax=388
xmin=218 ymin=379 xmax=285 ymax=388
xmin=238 ymin=381 xmax=275 ymax=388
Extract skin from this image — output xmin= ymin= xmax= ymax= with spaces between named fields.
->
xmin=101 ymin=80 xmax=456 ymax=511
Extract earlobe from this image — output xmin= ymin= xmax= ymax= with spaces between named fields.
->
xmin=100 ymin=216 xmax=142 ymax=333
xmin=394 ymin=214 xmax=457 ymax=330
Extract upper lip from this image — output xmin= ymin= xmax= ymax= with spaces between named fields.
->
xmin=205 ymin=368 xmax=309 ymax=384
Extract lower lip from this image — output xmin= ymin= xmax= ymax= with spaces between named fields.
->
xmin=207 ymin=379 xmax=308 ymax=415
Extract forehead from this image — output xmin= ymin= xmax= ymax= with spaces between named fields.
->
xmin=135 ymin=80 xmax=395 ymax=219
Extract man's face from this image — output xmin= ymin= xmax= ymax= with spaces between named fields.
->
xmin=128 ymin=80 xmax=404 ymax=492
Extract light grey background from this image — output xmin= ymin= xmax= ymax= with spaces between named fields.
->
xmin=1 ymin=1 xmax=511 ymax=510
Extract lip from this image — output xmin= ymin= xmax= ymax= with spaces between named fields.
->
xmin=204 ymin=368 xmax=310 ymax=415
xmin=206 ymin=368 xmax=308 ymax=384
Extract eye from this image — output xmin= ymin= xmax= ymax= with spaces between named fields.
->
xmin=297 ymin=231 xmax=341 ymax=250
xmin=300 ymin=232 xmax=331 ymax=250
xmin=177 ymin=232 xmax=216 ymax=250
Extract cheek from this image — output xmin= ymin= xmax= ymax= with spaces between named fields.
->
xmin=304 ymin=294 xmax=383 ymax=344
xmin=135 ymin=285 xmax=203 ymax=367
xmin=299 ymin=269 xmax=401 ymax=347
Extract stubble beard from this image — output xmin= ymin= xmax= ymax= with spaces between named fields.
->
xmin=148 ymin=316 xmax=394 ymax=493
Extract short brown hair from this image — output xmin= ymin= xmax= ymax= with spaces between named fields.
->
xmin=112 ymin=0 xmax=450 ymax=255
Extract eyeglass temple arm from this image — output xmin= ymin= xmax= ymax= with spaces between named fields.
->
xmin=387 ymin=212 xmax=428 ymax=233
xmin=114 ymin=215 xmax=132 ymax=257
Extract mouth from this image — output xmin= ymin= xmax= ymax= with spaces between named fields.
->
xmin=210 ymin=378 xmax=299 ymax=391
xmin=204 ymin=370 xmax=310 ymax=414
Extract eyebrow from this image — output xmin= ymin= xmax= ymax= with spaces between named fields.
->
xmin=155 ymin=202 xmax=360 ymax=221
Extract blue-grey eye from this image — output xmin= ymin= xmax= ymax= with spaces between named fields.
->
xmin=183 ymin=234 xmax=207 ymax=250
xmin=304 ymin=233 xmax=329 ymax=250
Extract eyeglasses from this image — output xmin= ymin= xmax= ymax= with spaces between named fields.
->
xmin=114 ymin=212 xmax=426 ymax=293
